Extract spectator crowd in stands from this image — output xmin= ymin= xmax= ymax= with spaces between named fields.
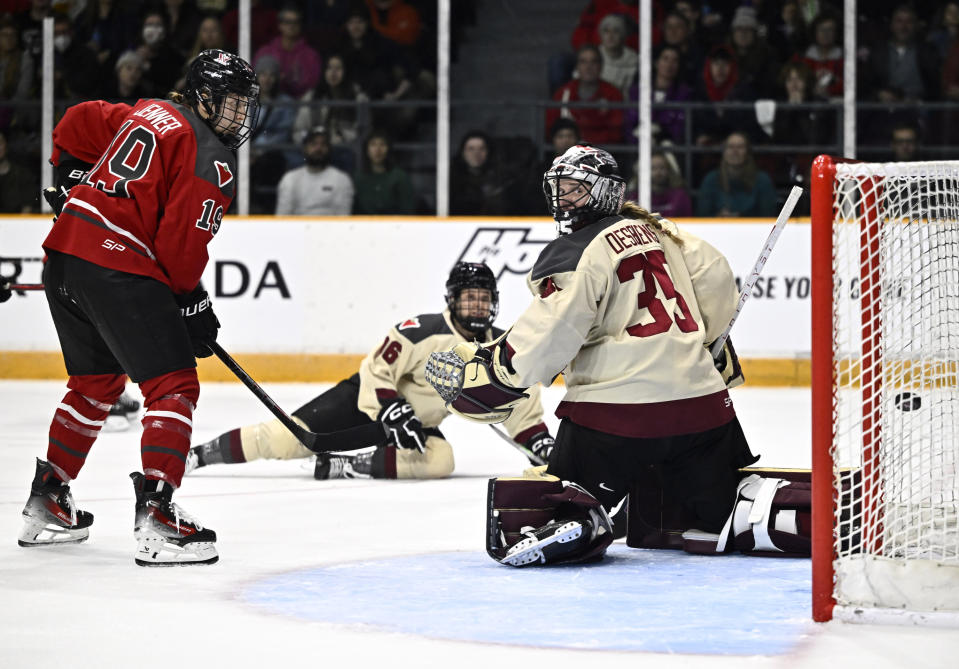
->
xmin=0 ymin=1 xmax=955 ymax=217
xmin=0 ymin=0 xmax=441 ymax=215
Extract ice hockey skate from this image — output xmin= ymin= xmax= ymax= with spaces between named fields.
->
xmin=501 ymin=520 xmax=590 ymax=567
xmin=18 ymin=458 xmax=94 ymax=547
xmin=103 ymin=392 xmax=141 ymax=432
xmin=130 ymin=472 xmax=218 ymax=566
xmin=313 ymin=450 xmax=374 ymax=479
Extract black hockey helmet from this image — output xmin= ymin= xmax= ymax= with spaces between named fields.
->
xmin=543 ymin=143 xmax=626 ymax=235
xmin=185 ymin=49 xmax=260 ymax=150
xmin=446 ymin=261 xmax=499 ymax=336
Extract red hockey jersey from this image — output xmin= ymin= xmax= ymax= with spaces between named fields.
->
xmin=44 ymin=98 xmax=236 ymax=295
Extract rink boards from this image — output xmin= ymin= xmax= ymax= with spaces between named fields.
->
xmin=0 ymin=215 xmax=812 ymax=384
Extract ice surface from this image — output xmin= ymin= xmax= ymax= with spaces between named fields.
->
xmin=1 ymin=381 xmax=957 ymax=668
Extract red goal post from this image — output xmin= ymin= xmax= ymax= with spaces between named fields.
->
xmin=810 ymin=155 xmax=959 ymax=625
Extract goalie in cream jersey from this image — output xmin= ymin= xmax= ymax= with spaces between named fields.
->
xmin=186 ymin=262 xmax=553 ymax=480
xmin=427 ymin=144 xmax=760 ymax=567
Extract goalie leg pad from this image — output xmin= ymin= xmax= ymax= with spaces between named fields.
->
xmin=486 ymin=477 xmax=614 ymax=566
xmin=716 ymin=474 xmax=811 ymax=557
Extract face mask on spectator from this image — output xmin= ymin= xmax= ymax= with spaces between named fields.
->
xmin=143 ymin=25 xmax=164 ymax=45
xmin=54 ymin=35 xmax=70 ymax=52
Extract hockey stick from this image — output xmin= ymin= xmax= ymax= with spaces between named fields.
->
xmin=208 ymin=341 xmax=387 ymax=453
xmin=0 ymin=280 xmax=43 ymax=303
xmin=709 ymin=185 xmax=803 ymax=359
xmin=488 ymin=423 xmax=546 ymax=466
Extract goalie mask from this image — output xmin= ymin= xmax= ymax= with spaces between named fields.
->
xmin=543 ymin=144 xmax=626 ymax=235
xmin=445 ymin=261 xmax=499 ymax=337
xmin=185 ymin=49 xmax=260 ymax=150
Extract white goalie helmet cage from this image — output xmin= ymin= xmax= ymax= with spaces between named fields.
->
xmin=543 ymin=144 xmax=626 ymax=235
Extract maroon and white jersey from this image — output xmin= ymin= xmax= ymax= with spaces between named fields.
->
xmin=497 ymin=215 xmax=739 ymax=439
xmin=44 ymin=98 xmax=236 ymax=295
xmin=359 ymin=310 xmax=548 ymax=444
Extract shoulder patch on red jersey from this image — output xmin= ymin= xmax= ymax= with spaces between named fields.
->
xmin=214 ymin=161 xmax=233 ymax=187
xmin=398 ymin=317 xmax=421 ymax=330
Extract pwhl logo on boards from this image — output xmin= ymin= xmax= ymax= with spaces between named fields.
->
xmin=456 ymin=227 xmax=552 ymax=279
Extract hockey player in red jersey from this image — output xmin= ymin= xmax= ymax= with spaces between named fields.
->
xmin=18 ymin=49 xmax=260 ymax=566
xmin=185 ymin=262 xmax=554 ymax=480
xmin=427 ymin=144 xmax=759 ymax=567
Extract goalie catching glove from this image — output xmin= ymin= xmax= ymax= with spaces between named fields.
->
xmin=425 ymin=341 xmax=528 ymax=424
xmin=378 ymin=399 xmax=426 ymax=452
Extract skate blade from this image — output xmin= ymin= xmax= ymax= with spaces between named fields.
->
xmin=135 ymin=537 xmax=218 ymax=567
xmin=18 ymin=522 xmax=90 ymax=547
xmin=502 ymin=522 xmax=583 ymax=567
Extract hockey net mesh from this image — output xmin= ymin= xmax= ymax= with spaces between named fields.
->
xmin=830 ymin=161 xmax=959 ymax=614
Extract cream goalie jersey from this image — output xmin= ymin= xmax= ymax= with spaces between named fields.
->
xmin=358 ymin=309 xmax=549 ymax=443
xmin=497 ymin=215 xmax=740 ymax=439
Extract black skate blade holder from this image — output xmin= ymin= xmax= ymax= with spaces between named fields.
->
xmin=210 ymin=341 xmax=388 ymax=453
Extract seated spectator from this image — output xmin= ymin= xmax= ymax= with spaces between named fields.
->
xmin=572 ymin=0 xmax=641 ymax=51
xmin=889 ymin=122 xmax=920 ymax=162
xmin=546 ymin=44 xmax=624 ymax=146
xmin=768 ymin=1 xmax=808 ymax=65
xmin=275 ymin=126 xmax=354 ymax=216
xmin=222 ymin=0 xmax=276 ymax=53
xmin=597 ymin=13 xmax=637 ymax=96
xmin=696 ymin=131 xmax=777 ymax=218
xmin=660 ymin=10 xmax=704 ymax=88
xmin=0 ymin=128 xmax=36 ymax=213
xmin=797 ymin=10 xmax=844 ymax=99
xmin=627 ymin=45 xmax=693 ymax=144
xmin=254 ymin=4 xmax=322 ymax=99
xmin=164 ymin=0 xmax=202 ymax=58
xmin=674 ymin=0 xmax=726 ymax=52
xmin=352 ymin=130 xmax=415 ymax=215
xmin=692 ymin=45 xmax=761 ymax=146
xmin=101 ymin=49 xmax=155 ymax=103
xmin=0 ymin=13 xmax=34 ymax=131
xmin=627 ymin=151 xmax=693 ymax=218
xmin=863 ymin=5 xmax=940 ymax=102
xmin=251 ymin=55 xmax=299 ymax=167
xmin=727 ymin=6 xmax=780 ymax=98
xmin=521 ymin=118 xmax=582 ymax=214
xmin=364 ymin=0 xmax=421 ymax=48
xmin=335 ymin=7 xmax=398 ymax=99
xmin=772 ymin=61 xmax=833 ymax=194
xmin=53 ymin=13 xmax=101 ymax=100
xmin=449 ymin=130 xmax=513 ymax=216
xmin=183 ymin=15 xmax=225 ymax=70
xmin=77 ymin=0 xmax=139 ymax=69
xmin=293 ymin=53 xmax=367 ymax=149
xmin=135 ymin=9 xmax=185 ymax=94
xmin=928 ymin=2 xmax=959 ymax=61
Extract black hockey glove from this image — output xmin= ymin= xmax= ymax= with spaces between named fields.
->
xmin=378 ymin=398 xmax=426 ymax=452
xmin=42 ymin=186 xmax=68 ymax=217
xmin=0 ymin=278 xmax=12 ymax=304
xmin=175 ymin=287 xmax=220 ymax=358
xmin=525 ymin=431 xmax=555 ymax=466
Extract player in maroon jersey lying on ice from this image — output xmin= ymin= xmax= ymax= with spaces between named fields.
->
xmin=185 ymin=262 xmax=555 ymax=480
xmin=18 ymin=50 xmax=260 ymax=566
xmin=427 ymin=145 xmax=809 ymax=566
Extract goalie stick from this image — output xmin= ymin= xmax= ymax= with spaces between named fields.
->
xmin=209 ymin=341 xmax=388 ymax=453
xmin=709 ymin=185 xmax=803 ymax=359
xmin=488 ymin=423 xmax=546 ymax=466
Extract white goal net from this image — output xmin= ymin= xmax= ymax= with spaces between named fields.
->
xmin=812 ymin=158 xmax=959 ymax=624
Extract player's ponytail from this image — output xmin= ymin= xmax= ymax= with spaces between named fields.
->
xmin=620 ymin=201 xmax=683 ymax=245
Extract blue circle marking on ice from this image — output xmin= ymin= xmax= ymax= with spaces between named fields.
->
xmin=241 ymin=545 xmax=811 ymax=653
